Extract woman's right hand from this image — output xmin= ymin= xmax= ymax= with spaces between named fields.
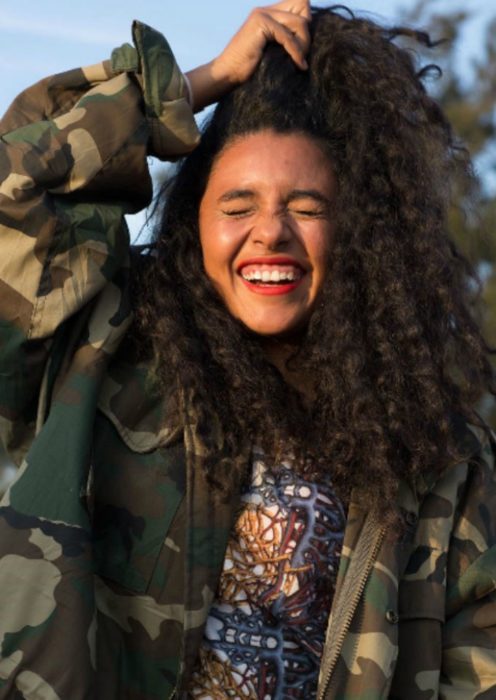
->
xmin=186 ymin=0 xmax=311 ymax=112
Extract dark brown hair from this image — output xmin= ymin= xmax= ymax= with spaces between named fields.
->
xmin=137 ymin=6 xmax=495 ymax=515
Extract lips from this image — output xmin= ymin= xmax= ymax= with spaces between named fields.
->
xmin=237 ymin=257 xmax=306 ymax=296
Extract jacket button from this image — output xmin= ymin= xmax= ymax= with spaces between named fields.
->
xmin=386 ymin=609 xmax=399 ymax=624
xmin=405 ymin=511 xmax=418 ymax=527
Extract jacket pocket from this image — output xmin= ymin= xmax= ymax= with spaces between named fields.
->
xmin=390 ymin=613 xmax=442 ymax=699
xmin=91 ymin=411 xmax=186 ymax=593
xmin=388 ymin=546 xmax=445 ymax=698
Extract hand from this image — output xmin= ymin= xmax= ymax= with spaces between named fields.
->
xmin=214 ymin=1 xmax=311 ymax=82
xmin=186 ymin=1 xmax=311 ymax=112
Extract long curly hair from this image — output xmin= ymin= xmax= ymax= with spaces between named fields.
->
xmin=137 ymin=6 xmax=495 ymax=515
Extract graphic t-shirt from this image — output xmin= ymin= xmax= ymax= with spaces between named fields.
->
xmin=189 ymin=451 xmax=346 ymax=699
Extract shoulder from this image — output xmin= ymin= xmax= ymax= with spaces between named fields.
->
xmin=452 ymin=418 xmax=496 ymax=520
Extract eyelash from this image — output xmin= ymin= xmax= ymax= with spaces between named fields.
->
xmin=222 ymin=207 xmax=325 ymax=219
xmin=293 ymin=209 xmax=325 ymax=218
xmin=222 ymin=208 xmax=253 ymax=218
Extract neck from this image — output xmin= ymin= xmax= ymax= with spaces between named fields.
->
xmin=261 ymin=336 xmax=315 ymax=401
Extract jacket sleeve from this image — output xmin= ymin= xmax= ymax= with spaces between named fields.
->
xmin=0 ymin=21 xmax=200 ymax=468
xmin=441 ymin=426 xmax=496 ymax=698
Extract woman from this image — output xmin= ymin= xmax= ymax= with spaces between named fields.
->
xmin=0 ymin=2 xmax=495 ymax=698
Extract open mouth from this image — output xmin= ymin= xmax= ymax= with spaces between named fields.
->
xmin=237 ymin=258 xmax=305 ymax=291
xmin=240 ymin=264 xmax=303 ymax=285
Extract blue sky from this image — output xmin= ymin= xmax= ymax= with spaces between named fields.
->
xmin=0 ymin=0 xmax=493 ymax=236
xmin=1 ymin=0 xmax=492 ymax=114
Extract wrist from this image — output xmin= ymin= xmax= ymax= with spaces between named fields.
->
xmin=208 ymin=55 xmax=239 ymax=91
xmin=185 ymin=59 xmax=237 ymax=113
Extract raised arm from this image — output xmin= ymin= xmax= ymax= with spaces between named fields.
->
xmin=0 ymin=6 xmax=313 ymax=698
xmin=0 ymin=21 xmax=200 ymax=468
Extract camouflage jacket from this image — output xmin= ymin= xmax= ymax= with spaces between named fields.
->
xmin=0 ymin=21 xmax=495 ymax=700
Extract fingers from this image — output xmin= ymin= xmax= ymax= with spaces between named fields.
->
xmin=258 ymin=12 xmax=310 ymax=69
xmin=205 ymin=0 xmax=312 ymax=102
xmin=187 ymin=0 xmax=311 ymax=109
xmin=251 ymin=5 xmax=311 ymax=68
xmin=271 ymin=0 xmax=311 ymax=21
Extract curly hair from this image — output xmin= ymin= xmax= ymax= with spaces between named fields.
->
xmin=137 ymin=6 xmax=495 ymax=517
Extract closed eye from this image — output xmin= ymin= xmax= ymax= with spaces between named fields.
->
xmin=221 ymin=208 xmax=254 ymax=218
xmin=289 ymin=207 xmax=327 ymax=218
xmin=287 ymin=189 xmax=332 ymax=219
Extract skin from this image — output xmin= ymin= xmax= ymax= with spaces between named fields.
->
xmin=186 ymin=0 xmax=311 ymax=111
xmin=199 ymin=130 xmax=337 ymax=349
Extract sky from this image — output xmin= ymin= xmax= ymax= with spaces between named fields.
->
xmin=0 ymin=0 xmax=493 ymax=235
xmin=1 ymin=0 xmax=492 ymax=112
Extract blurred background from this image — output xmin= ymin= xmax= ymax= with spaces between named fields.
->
xmin=0 ymin=0 xmax=495 ymax=489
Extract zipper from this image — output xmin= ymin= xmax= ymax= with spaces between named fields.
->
xmin=317 ymin=514 xmax=387 ymax=700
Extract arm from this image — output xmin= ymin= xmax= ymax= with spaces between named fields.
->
xmin=0 ymin=6 xmax=313 ymax=697
xmin=441 ymin=426 xmax=496 ymax=698
xmin=0 ymin=21 xmax=199 ymax=468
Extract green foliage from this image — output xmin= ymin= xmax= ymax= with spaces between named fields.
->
xmin=400 ymin=0 xmax=496 ymax=425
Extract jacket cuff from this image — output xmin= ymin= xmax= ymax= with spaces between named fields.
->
xmin=110 ymin=20 xmax=200 ymax=159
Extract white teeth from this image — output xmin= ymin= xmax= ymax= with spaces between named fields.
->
xmin=241 ymin=267 xmax=302 ymax=282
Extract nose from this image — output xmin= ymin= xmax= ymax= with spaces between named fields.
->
xmin=250 ymin=211 xmax=292 ymax=250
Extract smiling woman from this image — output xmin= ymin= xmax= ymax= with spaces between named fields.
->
xmin=0 ymin=1 xmax=495 ymax=699
xmin=199 ymin=131 xmax=336 ymax=338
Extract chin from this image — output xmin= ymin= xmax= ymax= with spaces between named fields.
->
xmin=242 ymin=319 xmax=308 ymax=340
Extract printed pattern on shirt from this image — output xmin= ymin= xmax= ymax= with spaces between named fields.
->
xmin=189 ymin=453 xmax=346 ymax=699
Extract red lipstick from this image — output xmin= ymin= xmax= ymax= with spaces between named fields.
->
xmin=237 ymin=256 xmax=305 ymax=296
xmin=240 ymin=279 xmax=302 ymax=295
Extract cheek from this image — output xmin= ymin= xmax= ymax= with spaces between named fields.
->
xmin=308 ymin=226 xmax=334 ymax=278
xmin=198 ymin=210 xmax=220 ymax=277
xmin=199 ymin=218 xmax=246 ymax=280
xmin=199 ymin=226 xmax=224 ymax=278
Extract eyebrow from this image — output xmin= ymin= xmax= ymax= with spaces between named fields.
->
xmin=286 ymin=189 xmax=331 ymax=206
xmin=217 ymin=188 xmax=332 ymax=205
xmin=218 ymin=189 xmax=255 ymax=203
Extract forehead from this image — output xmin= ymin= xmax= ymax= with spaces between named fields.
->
xmin=206 ymin=130 xmax=336 ymax=192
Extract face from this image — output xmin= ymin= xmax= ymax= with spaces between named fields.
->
xmin=199 ymin=130 xmax=337 ymax=337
